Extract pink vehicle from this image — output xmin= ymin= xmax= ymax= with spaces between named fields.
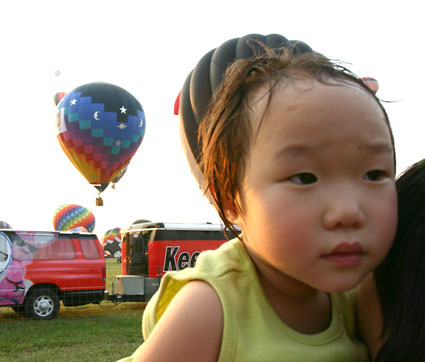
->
xmin=0 ymin=230 xmax=105 ymax=319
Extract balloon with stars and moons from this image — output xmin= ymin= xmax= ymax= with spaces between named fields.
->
xmin=55 ymin=82 xmax=146 ymax=199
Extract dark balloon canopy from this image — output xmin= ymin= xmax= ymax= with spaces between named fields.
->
xmin=131 ymin=219 xmax=151 ymax=226
xmin=56 ymin=82 xmax=146 ymax=197
xmin=175 ymin=34 xmax=313 ymax=186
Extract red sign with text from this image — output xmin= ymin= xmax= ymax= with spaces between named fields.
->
xmin=148 ymin=239 xmax=226 ymax=277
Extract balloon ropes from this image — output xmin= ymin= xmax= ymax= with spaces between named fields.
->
xmin=55 ymin=82 xmax=146 ymax=205
xmin=174 ymin=34 xmax=313 ymax=192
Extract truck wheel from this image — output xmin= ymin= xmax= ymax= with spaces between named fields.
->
xmin=25 ymin=289 xmax=59 ymax=320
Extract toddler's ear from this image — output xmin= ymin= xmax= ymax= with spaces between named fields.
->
xmin=224 ymin=205 xmax=240 ymax=225
xmin=208 ymin=185 xmax=241 ymax=225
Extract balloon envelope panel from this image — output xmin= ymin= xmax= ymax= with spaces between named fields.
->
xmin=0 ymin=221 xmax=12 ymax=229
xmin=361 ymin=77 xmax=379 ymax=94
xmin=56 ymin=82 xmax=146 ymax=190
xmin=102 ymin=227 xmax=122 ymax=256
xmin=53 ymin=204 xmax=95 ymax=233
xmin=54 ymin=92 xmax=67 ymax=106
xmin=69 ymin=226 xmax=88 ymax=233
xmin=102 ymin=227 xmax=121 ymax=245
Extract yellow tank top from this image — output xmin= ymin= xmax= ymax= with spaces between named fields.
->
xmin=142 ymin=238 xmax=368 ymax=361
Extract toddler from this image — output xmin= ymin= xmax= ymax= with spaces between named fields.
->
xmin=121 ymin=46 xmax=397 ymax=362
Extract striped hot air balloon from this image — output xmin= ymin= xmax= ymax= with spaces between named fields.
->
xmin=53 ymin=204 xmax=95 ymax=233
xmin=101 ymin=227 xmax=122 ymax=257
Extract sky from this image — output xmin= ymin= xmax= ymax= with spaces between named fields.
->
xmin=0 ymin=0 xmax=424 ymax=238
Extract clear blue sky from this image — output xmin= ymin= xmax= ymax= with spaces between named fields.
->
xmin=1 ymin=0 xmax=423 ymax=237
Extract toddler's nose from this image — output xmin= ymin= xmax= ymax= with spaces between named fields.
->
xmin=323 ymin=193 xmax=365 ymax=229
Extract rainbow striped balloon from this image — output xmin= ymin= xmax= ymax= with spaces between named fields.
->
xmin=102 ymin=227 xmax=121 ymax=246
xmin=102 ymin=227 xmax=121 ymax=256
xmin=53 ymin=204 xmax=95 ymax=233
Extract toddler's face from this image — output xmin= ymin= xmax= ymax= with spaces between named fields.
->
xmin=230 ymin=79 xmax=397 ymax=293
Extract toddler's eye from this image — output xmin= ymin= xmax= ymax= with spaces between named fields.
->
xmin=289 ymin=173 xmax=318 ymax=185
xmin=364 ymin=170 xmax=386 ymax=181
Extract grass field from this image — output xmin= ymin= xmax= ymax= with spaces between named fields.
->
xmin=0 ymin=258 xmax=146 ymax=361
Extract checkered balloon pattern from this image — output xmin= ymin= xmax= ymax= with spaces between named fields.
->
xmin=56 ymin=82 xmax=146 ymax=191
xmin=53 ymin=204 xmax=95 ymax=233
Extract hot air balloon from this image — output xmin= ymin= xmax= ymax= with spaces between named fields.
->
xmin=101 ymin=227 xmax=122 ymax=258
xmin=0 ymin=221 xmax=12 ymax=229
xmin=361 ymin=77 xmax=379 ymax=94
xmin=54 ymin=92 xmax=67 ymax=106
xmin=175 ymin=34 xmax=313 ymax=189
xmin=55 ymin=82 xmax=146 ymax=204
xmin=69 ymin=226 xmax=88 ymax=233
xmin=132 ymin=219 xmax=151 ymax=226
xmin=53 ymin=204 xmax=95 ymax=233
xmin=111 ymin=164 xmax=128 ymax=189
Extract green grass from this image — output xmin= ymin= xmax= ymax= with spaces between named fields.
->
xmin=105 ymin=257 xmax=125 ymax=291
xmin=0 ymin=258 xmax=146 ymax=361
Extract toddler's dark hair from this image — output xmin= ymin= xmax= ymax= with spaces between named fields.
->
xmin=199 ymin=44 xmax=394 ymax=236
xmin=374 ymin=160 xmax=425 ymax=362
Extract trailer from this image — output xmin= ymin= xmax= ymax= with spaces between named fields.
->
xmin=106 ymin=222 xmax=232 ymax=302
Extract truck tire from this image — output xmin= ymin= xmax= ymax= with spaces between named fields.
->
xmin=25 ymin=288 xmax=59 ymax=320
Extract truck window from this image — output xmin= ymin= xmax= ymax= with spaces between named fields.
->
xmin=33 ymin=237 xmax=76 ymax=260
xmin=152 ymin=229 xmax=169 ymax=241
xmin=125 ymin=230 xmax=151 ymax=275
xmin=79 ymin=237 xmax=100 ymax=259
xmin=0 ymin=232 xmax=12 ymax=272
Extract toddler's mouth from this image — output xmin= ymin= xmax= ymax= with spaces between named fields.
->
xmin=322 ymin=242 xmax=364 ymax=266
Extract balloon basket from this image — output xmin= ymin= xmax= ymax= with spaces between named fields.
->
xmin=96 ymin=197 xmax=104 ymax=206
